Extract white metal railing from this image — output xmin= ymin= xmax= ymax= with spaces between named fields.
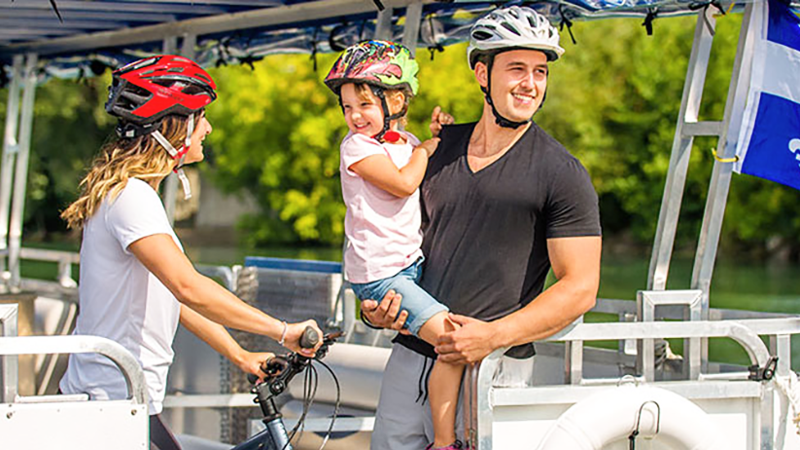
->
xmin=0 ymin=335 xmax=147 ymax=405
xmin=467 ymin=315 xmax=800 ymax=450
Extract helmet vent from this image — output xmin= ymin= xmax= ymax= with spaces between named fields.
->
xmin=472 ymin=30 xmax=494 ymax=41
xmin=167 ymin=67 xmax=184 ymax=73
xmin=500 ymin=22 xmax=521 ymax=36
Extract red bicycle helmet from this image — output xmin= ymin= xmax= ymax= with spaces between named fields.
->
xmin=106 ymin=55 xmax=217 ymax=137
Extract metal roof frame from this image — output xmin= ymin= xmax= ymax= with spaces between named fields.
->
xmin=2 ymin=0 xmax=434 ymax=57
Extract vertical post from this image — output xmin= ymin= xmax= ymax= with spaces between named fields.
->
xmin=691 ymin=3 xmax=757 ymax=373
xmin=0 ymin=55 xmax=24 ymax=286
xmin=374 ymin=8 xmax=394 ymax=40
xmin=692 ymin=4 xmax=756 ymax=303
xmin=647 ymin=8 xmax=717 ymax=291
xmin=7 ymin=53 xmax=38 ymax=291
xmin=162 ymin=36 xmax=180 ymax=225
xmin=402 ymin=2 xmax=423 ymax=57
xmin=0 ymin=303 xmax=19 ymax=402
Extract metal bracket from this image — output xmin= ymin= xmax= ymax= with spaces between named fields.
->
xmin=748 ymin=356 xmax=778 ymax=381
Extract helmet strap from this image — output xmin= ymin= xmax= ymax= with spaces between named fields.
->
xmin=151 ymin=114 xmax=195 ymax=200
xmin=482 ymin=57 xmax=532 ymax=130
xmin=371 ymin=86 xmax=406 ymax=143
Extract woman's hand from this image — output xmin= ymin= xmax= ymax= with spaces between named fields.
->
xmin=429 ymin=106 xmax=455 ymax=138
xmin=282 ymin=320 xmax=323 ymax=357
xmin=416 ymin=138 xmax=441 ymax=158
xmin=235 ymin=350 xmax=276 ymax=383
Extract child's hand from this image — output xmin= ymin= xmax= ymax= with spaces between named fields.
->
xmin=429 ymin=106 xmax=454 ymax=138
xmin=416 ymin=138 xmax=441 ymax=158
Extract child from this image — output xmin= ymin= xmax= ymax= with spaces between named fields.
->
xmin=324 ymin=40 xmax=461 ymax=450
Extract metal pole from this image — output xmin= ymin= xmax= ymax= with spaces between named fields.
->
xmin=691 ymin=3 xmax=758 ymax=374
xmin=0 ymin=55 xmax=24 ymax=286
xmin=374 ymin=7 xmax=394 ymax=40
xmin=0 ymin=304 xmax=19 ymax=403
xmin=162 ymin=36 xmax=179 ymax=225
xmin=7 ymin=53 xmax=38 ymax=291
xmin=691 ymin=3 xmax=757 ymax=302
xmin=647 ymin=8 xmax=717 ymax=291
xmin=402 ymin=2 xmax=423 ymax=57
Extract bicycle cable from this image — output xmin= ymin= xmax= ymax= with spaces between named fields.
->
xmin=277 ymin=357 xmax=341 ymax=450
xmin=314 ymin=359 xmax=341 ymax=450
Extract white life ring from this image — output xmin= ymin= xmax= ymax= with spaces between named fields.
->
xmin=535 ymin=385 xmax=721 ymax=450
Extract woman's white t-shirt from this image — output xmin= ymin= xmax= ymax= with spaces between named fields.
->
xmin=60 ymin=178 xmax=182 ymax=415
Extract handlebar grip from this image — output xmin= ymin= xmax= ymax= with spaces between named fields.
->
xmin=247 ymin=373 xmax=259 ymax=385
xmin=300 ymin=326 xmax=320 ymax=349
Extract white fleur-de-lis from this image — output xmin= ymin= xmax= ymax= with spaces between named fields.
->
xmin=790 ymin=139 xmax=800 ymax=165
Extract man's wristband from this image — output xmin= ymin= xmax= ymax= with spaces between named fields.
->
xmin=278 ymin=321 xmax=288 ymax=346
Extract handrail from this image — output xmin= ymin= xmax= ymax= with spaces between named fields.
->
xmin=0 ymin=335 xmax=147 ymax=405
xmin=470 ymin=317 xmax=800 ymax=450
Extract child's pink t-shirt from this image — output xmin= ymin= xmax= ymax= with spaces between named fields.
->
xmin=340 ymin=131 xmax=424 ymax=284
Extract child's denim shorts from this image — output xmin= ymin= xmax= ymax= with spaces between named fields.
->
xmin=351 ymin=258 xmax=448 ymax=336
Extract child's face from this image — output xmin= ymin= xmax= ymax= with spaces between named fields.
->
xmin=340 ymin=83 xmax=385 ymax=138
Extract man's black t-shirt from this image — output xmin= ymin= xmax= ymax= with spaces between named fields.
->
xmin=394 ymin=122 xmax=601 ymax=358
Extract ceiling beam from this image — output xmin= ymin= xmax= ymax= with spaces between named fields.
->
xmin=0 ymin=9 xmax=177 ymax=22
xmin=0 ymin=18 xmax=126 ymax=30
xmin=0 ymin=1 xmax=227 ymax=15
xmin=2 ymin=0 xmax=435 ymax=57
xmin=114 ymin=0 xmax=283 ymax=6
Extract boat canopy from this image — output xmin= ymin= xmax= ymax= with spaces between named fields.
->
xmin=2 ymin=0 xmax=798 ymax=79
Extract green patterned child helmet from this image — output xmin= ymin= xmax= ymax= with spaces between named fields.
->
xmin=325 ymin=40 xmax=419 ymax=142
xmin=324 ymin=40 xmax=419 ymax=96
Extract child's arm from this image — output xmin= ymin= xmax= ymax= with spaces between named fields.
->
xmin=349 ymin=138 xmax=439 ymax=197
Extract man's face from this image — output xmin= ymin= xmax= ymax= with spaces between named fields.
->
xmin=480 ymin=49 xmax=549 ymax=122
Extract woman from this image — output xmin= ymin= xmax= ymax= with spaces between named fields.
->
xmin=59 ymin=54 xmax=321 ymax=450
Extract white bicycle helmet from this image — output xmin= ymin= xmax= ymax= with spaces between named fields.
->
xmin=467 ymin=6 xmax=565 ymax=69
xmin=466 ymin=6 xmax=564 ymax=129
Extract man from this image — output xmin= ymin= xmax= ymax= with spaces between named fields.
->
xmin=362 ymin=6 xmax=602 ymax=449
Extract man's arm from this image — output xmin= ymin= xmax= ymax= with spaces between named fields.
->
xmin=435 ymin=235 xmax=601 ymax=364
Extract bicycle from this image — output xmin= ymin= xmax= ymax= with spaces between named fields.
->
xmin=231 ymin=326 xmax=343 ymax=450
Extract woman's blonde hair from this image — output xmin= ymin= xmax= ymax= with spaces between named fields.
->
xmin=61 ymin=116 xmax=190 ymax=229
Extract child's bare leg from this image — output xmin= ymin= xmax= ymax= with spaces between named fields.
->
xmin=428 ymin=358 xmax=464 ymax=447
xmin=418 ymin=312 xmax=463 ymax=448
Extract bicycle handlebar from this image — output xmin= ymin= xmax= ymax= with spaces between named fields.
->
xmin=246 ymin=327 xmax=342 ymax=391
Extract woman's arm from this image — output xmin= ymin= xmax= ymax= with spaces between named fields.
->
xmin=129 ymin=234 xmax=321 ymax=354
xmin=179 ymin=304 xmax=273 ymax=379
xmin=349 ymin=138 xmax=439 ymax=197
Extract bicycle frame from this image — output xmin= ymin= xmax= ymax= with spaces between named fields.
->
xmin=231 ymin=330 xmax=342 ymax=450
xmin=231 ymin=396 xmax=292 ymax=450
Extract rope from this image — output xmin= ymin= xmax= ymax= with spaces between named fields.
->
xmin=771 ymin=371 xmax=800 ymax=435
xmin=711 ymin=147 xmax=739 ymax=163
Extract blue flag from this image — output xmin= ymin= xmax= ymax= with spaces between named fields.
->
xmin=734 ymin=0 xmax=800 ymax=190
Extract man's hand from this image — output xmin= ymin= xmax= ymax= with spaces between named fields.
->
xmin=429 ymin=106 xmax=454 ymax=138
xmin=360 ymin=290 xmax=411 ymax=334
xmin=435 ymin=313 xmax=497 ymax=364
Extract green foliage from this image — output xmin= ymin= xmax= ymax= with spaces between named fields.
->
xmin=204 ymin=55 xmax=346 ymax=245
xmin=3 ymin=13 xmax=799 ymax=257
xmin=0 ymin=75 xmax=113 ymax=238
